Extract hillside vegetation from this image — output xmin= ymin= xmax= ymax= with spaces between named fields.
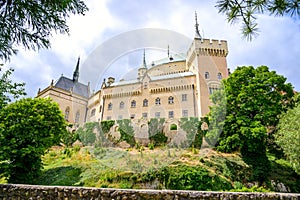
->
xmin=21 ymin=145 xmax=299 ymax=193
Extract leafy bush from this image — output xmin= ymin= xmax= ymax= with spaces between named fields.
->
xmin=149 ymin=132 xmax=168 ymax=147
xmin=157 ymin=165 xmax=232 ymax=191
xmin=76 ymin=122 xmax=98 ymax=146
xmin=117 ymin=119 xmax=135 ymax=147
xmin=100 ymin=120 xmax=115 ymax=134
xmin=0 ymin=98 xmax=67 ymax=184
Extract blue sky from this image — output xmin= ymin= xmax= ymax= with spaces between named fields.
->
xmin=5 ymin=0 xmax=300 ymax=97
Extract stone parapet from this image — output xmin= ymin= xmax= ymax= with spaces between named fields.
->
xmin=1 ymin=184 xmax=299 ymax=200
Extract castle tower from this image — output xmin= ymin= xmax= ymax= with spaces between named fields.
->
xmin=186 ymin=12 xmax=229 ymax=116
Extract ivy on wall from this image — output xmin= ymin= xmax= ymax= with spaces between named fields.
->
xmin=117 ymin=119 xmax=136 ymax=147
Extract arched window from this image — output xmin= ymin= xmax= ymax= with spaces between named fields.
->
xmin=168 ymin=96 xmax=174 ymax=104
xmin=64 ymin=107 xmax=70 ymax=121
xmin=131 ymin=100 xmax=136 ymax=108
xmin=120 ymin=101 xmax=124 ymax=109
xmin=91 ymin=108 xmax=96 ymax=117
xmin=144 ymin=82 xmax=148 ymax=89
xmin=108 ymin=103 xmax=112 ymax=110
xmin=143 ymin=99 xmax=148 ymax=107
xmin=205 ymin=72 xmax=210 ymax=79
xmin=75 ymin=111 xmax=80 ymax=123
xmin=155 ymin=97 xmax=161 ymax=105
xmin=218 ymin=72 xmax=222 ymax=80
xmin=170 ymin=124 xmax=177 ymax=130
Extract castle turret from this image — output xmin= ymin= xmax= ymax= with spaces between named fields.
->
xmin=73 ymin=57 xmax=80 ymax=82
xmin=194 ymin=11 xmax=202 ymax=39
xmin=138 ymin=49 xmax=147 ymax=80
xmin=107 ymin=77 xmax=115 ymax=86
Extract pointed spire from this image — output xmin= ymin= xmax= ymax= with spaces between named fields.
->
xmin=73 ymin=57 xmax=80 ymax=82
xmin=194 ymin=11 xmax=202 ymax=39
xmin=142 ymin=49 xmax=147 ymax=68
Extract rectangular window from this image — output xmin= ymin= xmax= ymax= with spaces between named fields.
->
xmin=130 ymin=114 xmax=135 ymax=119
xmin=118 ymin=115 xmax=123 ymax=120
xmin=182 ymin=110 xmax=188 ymax=117
xmin=142 ymin=113 xmax=148 ymax=118
xmin=155 ymin=112 xmax=160 ymax=119
xmin=182 ymin=94 xmax=187 ymax=101
xmin=107 ymin=116 xmax=111 ymax=120
xmin=169 ymin=111 xmax=174 ymax=119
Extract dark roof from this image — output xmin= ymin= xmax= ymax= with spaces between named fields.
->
xmin=54 ymin=76 xmax=89 ymax=98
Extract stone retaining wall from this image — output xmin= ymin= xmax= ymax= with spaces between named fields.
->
xmin=0 ymin=184 xmax=299 ymax=200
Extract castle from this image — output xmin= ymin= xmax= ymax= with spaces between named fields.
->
xmin=37 ymin=13 xmax=229 ymax=128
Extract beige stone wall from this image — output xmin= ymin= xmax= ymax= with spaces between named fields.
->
xmin=87 ymin=91 xmax=101 ymax=122
xmin=100 ymin=74 xmax=197 ymax=121
xmin=186 ymin=38 xmax=228 ymax=116
xmin=37 ymin=87 xmax=88 ymax=125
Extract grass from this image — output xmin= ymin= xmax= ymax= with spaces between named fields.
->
xmin=1 ymin=146 xmax=299 ymax=192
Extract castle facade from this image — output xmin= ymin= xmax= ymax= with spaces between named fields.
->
xmin=37 ymin=15 xmax=229 ymax=127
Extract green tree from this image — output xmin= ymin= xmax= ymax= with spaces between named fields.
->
xmin=210 ymin=66 xmax=294 ymax=181
xmin=0 ymin=67 xmax=26 ymax=108
xmin=275 ymin=102 xmax=300 ymax=174
xmin=205 ymin=85 xmax=227 ymax=147
xmin=0 ymin=98 xmax=67 ymax=183
xmin=0 ymin=0 xmax=88 ymax=60
xmin=180 ymin=117 xmax=203 ymax=148
xmin=216 ymin=0 xmax=300 ymax=40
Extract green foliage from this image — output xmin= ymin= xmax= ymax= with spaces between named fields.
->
xmin=275 ymin=103 xmax=300 ymax=174
xmin=117 ymin=119 xmax=135 ymax=147
xmin=209 ymin=66 xmax=294 ymax=182
xmin=230 ymin=185 xmax=271 ymax=192
xmin=0 ymin=0 xmax=88 ymax=60
xmin=157 ymin=165 xmax=232 ymax=191
xmin=76 ymin=122 xmax=98 ymax=146
xmin=148 ymin=143 xmax=154 ymax=150
xmin=148 ymin=118 xmax=165 ymax=137
xmin=180 ymin=117 xmax=203 ymax=148
xmin=100 ymin=120 xmax=115 ymax=134
xmin=148 ymin=118 xmax=167 ymax=146
xmin=170 ymin=123 xmax=177 ymax=130
xmin=61 ymin=129 xmax=79 ymax=147
xmin=149 ymin=132 xmax=168 ymax=147
xmin=216 ymin=0 xmax=300 ymax=40
xmin=206 ymin=87 xmax=226 ymax=147
xmin=0 ymin=68 xmax=26 ymax=108
xmin=0 ymin=98 xmax=67 ymax=183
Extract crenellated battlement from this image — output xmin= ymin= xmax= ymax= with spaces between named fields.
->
xmin=187 ymin=38 xmax=228 ymax=58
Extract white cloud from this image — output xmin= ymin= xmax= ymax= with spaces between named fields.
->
xmin=6 ymin=0 xmax=300 ymax=97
